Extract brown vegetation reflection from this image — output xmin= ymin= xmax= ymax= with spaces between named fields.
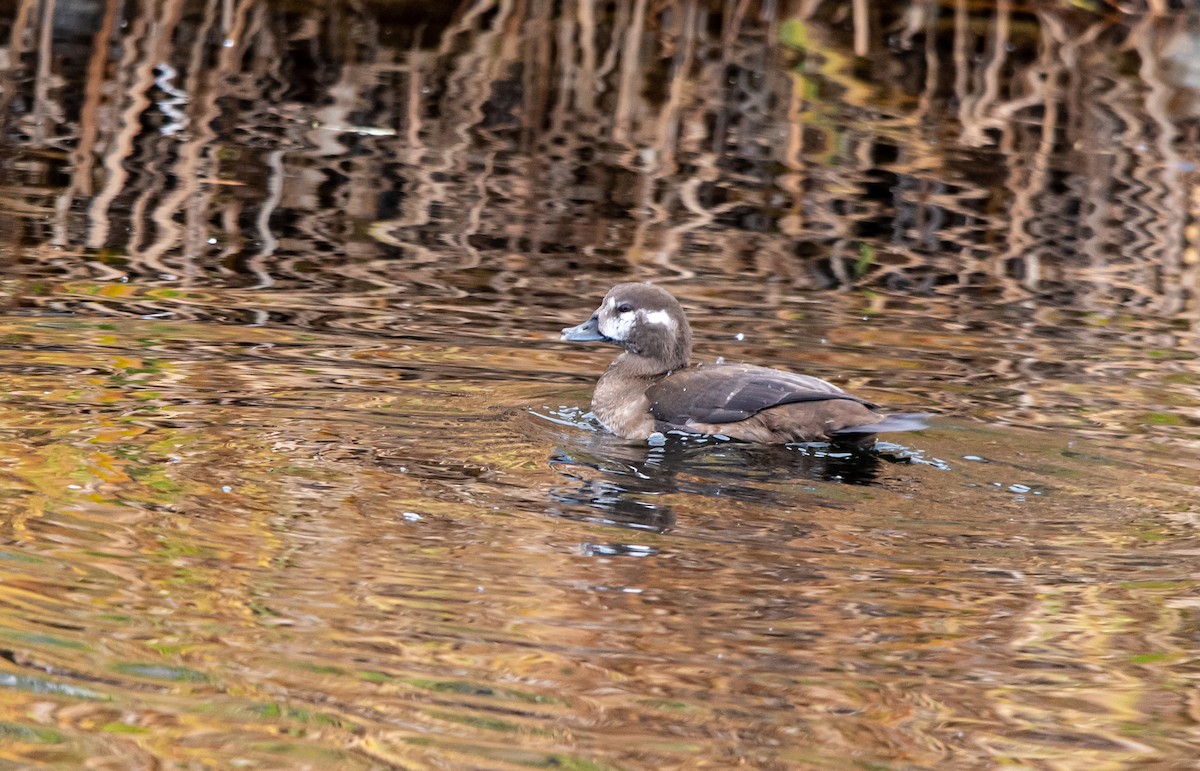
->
xmin=1 ymin=0 xmax=1200 ymax=768
xmin=3 ymin=0 xmax=1198 ymax=309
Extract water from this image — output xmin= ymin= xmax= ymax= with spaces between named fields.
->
xmin=1 ymin=0 xmax=1199 ymax=767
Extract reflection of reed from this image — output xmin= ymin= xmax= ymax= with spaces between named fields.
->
xmin=1 ymin=0 xmax=1197 ymax=325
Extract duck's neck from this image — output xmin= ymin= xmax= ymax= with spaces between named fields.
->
xmin=609 ymin=349 xmax=688 ymax=379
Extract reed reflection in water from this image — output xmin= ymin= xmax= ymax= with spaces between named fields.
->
xmin=0 ymin=0 xmax=1198 ymax=768
xmin=3 ymin=0 xmax=1197 ymax=311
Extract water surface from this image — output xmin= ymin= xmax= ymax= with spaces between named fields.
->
xmin=1 ymin=0 xmax=1199 ymax=767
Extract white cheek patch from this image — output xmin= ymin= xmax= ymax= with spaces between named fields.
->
xmin=642 ymin=309 xmax=676 ymax=330
xmin=599 ymin=311 xmax=636 ymax=341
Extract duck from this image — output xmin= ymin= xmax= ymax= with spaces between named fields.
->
xmin=560 ymin=282 xmax=927 ymax=446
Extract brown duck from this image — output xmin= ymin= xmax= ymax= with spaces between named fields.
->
xmin=561 ymin=283 xmax=927 ymax=446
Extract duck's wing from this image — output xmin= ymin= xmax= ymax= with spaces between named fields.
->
xmin=645 ymin=363 xmax=874 ymax=427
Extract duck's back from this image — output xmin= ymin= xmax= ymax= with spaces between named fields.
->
xmin=645 ymin=362 xmax=877 ymax=434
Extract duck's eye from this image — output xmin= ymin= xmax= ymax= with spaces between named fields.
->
xmin=616 ymin=303 xmax=633 ymax=314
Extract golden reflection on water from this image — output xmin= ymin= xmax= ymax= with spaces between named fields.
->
xmin=0 ymin=0 xmax=1199 ymax=767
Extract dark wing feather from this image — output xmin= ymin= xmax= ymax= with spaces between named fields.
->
xmin=646 ymin=364 xmax=874 ymax=427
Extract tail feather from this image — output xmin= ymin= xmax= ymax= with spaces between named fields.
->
xmin=832 ymin=413 xmax=931 ymax=435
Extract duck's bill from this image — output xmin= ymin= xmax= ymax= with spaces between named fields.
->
xmin=561 ymin=315 xmax=610 ymax=342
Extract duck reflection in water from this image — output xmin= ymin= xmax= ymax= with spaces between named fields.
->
xmin=547 ymin=430 xmax=894 ymax=537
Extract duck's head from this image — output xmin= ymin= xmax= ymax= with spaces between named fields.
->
xmin=561 ymin=282 xmax=692 ymax=373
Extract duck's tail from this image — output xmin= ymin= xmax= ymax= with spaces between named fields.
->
xmin=832 ymin=413 xmax=932 ymax=436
